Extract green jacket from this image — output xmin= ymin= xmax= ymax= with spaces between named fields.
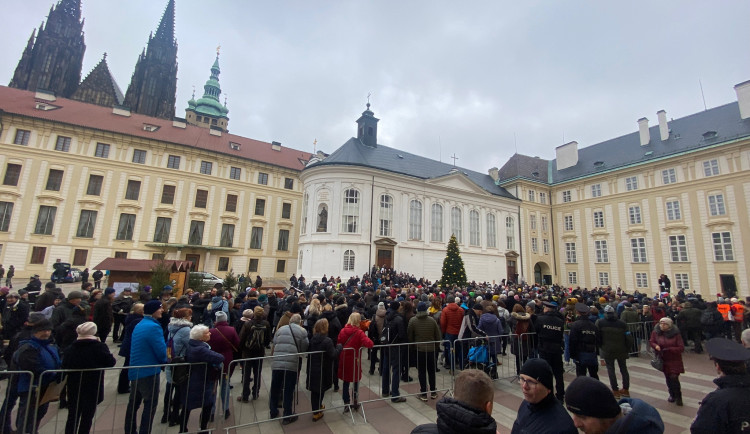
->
xmin=620 ymin=308 xmax=640 ymax=325
xmin=596 ymin=314 xmax=630 ymax=360
xmin=676 ymin=307 xmax=702 ymax=329
xmin=408 ymin=311 xmax=442 ymax=352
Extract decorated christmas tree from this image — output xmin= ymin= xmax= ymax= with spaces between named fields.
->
xmin=441 ymin=234 xmax=467 ymax=288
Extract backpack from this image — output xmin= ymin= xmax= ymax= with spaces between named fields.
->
xmin=380 ymin=318 xmax=397 ymax=345
xmin=245 ymin=322 xmax=267 ymax=352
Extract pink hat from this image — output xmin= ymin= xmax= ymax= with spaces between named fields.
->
xmin=76 ymin=322 xmax=99 ymax=341
xmin=0 ymin=287 xmax=9 ymax=295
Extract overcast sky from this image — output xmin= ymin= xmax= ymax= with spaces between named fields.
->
xmin=4 ymin=1 xmax=750 ymax=173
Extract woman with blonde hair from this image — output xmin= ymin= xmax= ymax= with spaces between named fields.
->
xmin=306 ymin=319 xmax=342 ymax=421
xmin=337 ymin=312 xmax=374 ymax=412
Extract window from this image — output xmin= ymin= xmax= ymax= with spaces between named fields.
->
xmin=250 ymin=227 xmax=264 ymax=249
xmin=568 ymin=272 xmax=577 ymax=285
xmin=487 ymin=213 xmax=496 ymax=248
xmin=218 ymin=257 xmax=229 ymax=272
xmin=591 ymin=184 xmax=602 ymax=198
xmin=301 ymin=193 xmax=309 ymax=234
xmin=343 ymin=250 xmax=355 ymax=271
xmin=73 ymin=249 xmax=88 ymax=266
xmin=167 ymin=155 xmax=180 ymax=169
xmin=712 ymin=232 xmax=734 ymax=261
xmin=3 ymin=164 xmax=22 ymax=186
xmin=431 ymin=204 xmax=443 ymax=242
xmin=628 ymin=206 xmax=642 ymax=224
xmin=541 ymin=216 xmax=548 ymax=232
xmin=543 ymin=239 xmax=549 ymax=254
xmin=635 ymin=273 xmax=648 ymax=288
xmin=125 ymin=180 xmax=141 ymax=200
xmin=132 ymin=149 xmax=146 ymax=164
xmin=631 ymin=238 xmax=647 ymax=263
xmin=562 ymin=190 xmax=571 ymax=203
xmin=161 ymin=185 xmax=175 ymax=204
xmin=675 ymin=273 xmax=690 ymax=290
xmin=284 ymin=178 xmax=294 ymax=190
xmin=593 ymin=211 xmax=604 ymax=228
xmin=153 ymin=217 xmax=171 ymax=243
xmin=468 ymin=210 xmax=480 ymax=245
xmin=14 ymin=129 xmax=31 ymax=145
xmin=506 ymin=216 xmax=515 ymax=250
xmin=565 ymin=242 xmax=577 ymax=263
xmin=666 ymin=200 xmax=681 ymax=220
xmin=662 ymin=168 xmax=676 ymax=184
xmin=282 ymin=203 xmax=292 ymax=219
xmin=226 ymin=194 xmax=237 ymax=212
xmin=598 ymin=272 xmax=610 ymax=286
xmin=116 ymin=214 xmax=136 ymax=240
xmin=200 ymin=161 xmax=213 ymax=175
xmin=410 ymin=200 xmax=424 ymax=240
xmin=669 ymin=235 xmax=688 ymax=262
xmin=255 ymin=198 xmax=266 ymax=216
xmin=539 ymin=193 xmax=547 ymax=204
xmin=94 ymin=142 xmax=110 ymax=158
xmin=248 ymin=258 xmax=259 ymax=272
xmin=625 ymin=176 xmax=638 ymax=191
xmin=564 ymin=215 xmax=573 ymax=231
xmin=703 ymin=159 xmax=719 ymax=177
xmin=194 ymin=189 xmax=208 ymax=208
xmin=114 ymin=251 xmax=128 ymax=259
xmin=81 ymin=176 xmax=102 ymax=198
xmin=34 ymin=205 xmax=56 ymax=235
xmin=451 ymin=207 xmax=463 ymax=243
xmin=379 ymin=195 xmax=393 ymax=237
xmin=528 ymin=190 xmax=535 ymax=202
xmin=220 ymin=224 xmax=235 ymax=247
xmin=276 ymin=260 xmax=286 ymax=273
xmin=531 ymin=237 xmax=538 ymax=253
xmin=595 ymin=240 xmax=609 ymax=263
xmin=30 ymin=246 xmax=46 ymax=264
xmin=45 ymin=169 xmax=63 ymax=191
xmin=55 ymin=136 xmax=71 ymax=152
xmin=342 ymin=189 xmax=360 ymax=233
xmin=530 ymin=214 xmax=537 ymax=230
xmin=229 ymin=167 xmax=241 ymax=180
xmin=188 ymin=220 xmax=204 ymax=245
xmin=708 ymin=194 xmax=726 ymax=216
xmin=258 ymin=173 xmax=268 ymax=185
xmin=0 ymin=202 xmax=13 ymax=232
xmin=76 ymin=210 xmax=97 ymax=238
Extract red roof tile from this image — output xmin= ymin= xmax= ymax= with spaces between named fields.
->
xmin=0 ymin=86 xmax=311 ymax=171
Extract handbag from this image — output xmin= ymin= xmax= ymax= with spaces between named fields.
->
xmin=650 ymin=353 xmax=664 ymax=371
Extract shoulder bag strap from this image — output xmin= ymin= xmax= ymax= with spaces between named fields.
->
xmin=216 ymin=328 xmax=238 ymax=352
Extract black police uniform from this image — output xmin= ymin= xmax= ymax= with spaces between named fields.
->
xmin=534 ymin=305 xmax=566 ymax=400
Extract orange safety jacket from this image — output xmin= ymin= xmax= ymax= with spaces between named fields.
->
xmin=717 ymin=303 xmax=731 ymax=321
xmin=730 ymin=303 xmax=744 ymax=322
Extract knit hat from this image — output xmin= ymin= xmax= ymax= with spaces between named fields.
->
xmin=143 ymin=285 xmax=152 ymax=293
xmin=144 ymin=300 xmax=162 ymax=315
xmin=565 ymin=376 xmax=621 ymax=418
xmin=603 ymin=305 xmax=615 ymax=314
xmin=520 ymin=358 xmax=554 ymax=392
xmin=28 ymin=312 xmax=46 ymax=324
xmin=76 ymin=322 xmax=99 ymax=341
xmin=417 ymin=301 xmax=428 ymax=312
xmin=0 ymin=287 xmax=9 ymax=294
xmin=215 ymin=311 xmax=228 ymax=323
xmin=104 ymin=287 xmax=116 ymax=296
xmin=420 ymin=294 xmax=429 ymax=302
xmin=162 ymin=285 xmax=173 ymax=292
xmin=68 ymin=290 xmax=83 ymax=300
xmin=476 ymin=296 xmax=483 ymax=302
xmin=599 ymin=297 xmax=607 ymax=304
xmin=390 ymin=301 xmax=400 ymax=311
xmin=32 ymin=319 xmax=53 ymax=333
xmin=258 ymin=294 xmax=268 ymax=304
xmin=241 ymin=309 xmax=254 ymax=321
xmin=378 ymin=302 xmax=385 ymax=310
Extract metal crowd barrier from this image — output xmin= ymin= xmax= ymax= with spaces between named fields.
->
xmin=626 ymin=321 xmax=655 ymax=356
xmin=0 ymin=370 xmax=36 ymax=434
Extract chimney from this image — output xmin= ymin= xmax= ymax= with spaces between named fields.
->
xmin=35 ymin=89 xmax=56 ymax=102
xmin=657 ymin=110 xmax=669 ymax=141
xmin=735 ymin=79 xmax=750 ymax=120
xmin=271 ymin=141 xmax=282 ymax=151
xmin=638 ymin=117 xmax=650 ymax=146
xmin=556 ymin=141 xmax=578 ymax=171
xmin=488 ymin=167 xmax=499 ymax=182
xmin=112 ymin=105 xmax=131 ymax=117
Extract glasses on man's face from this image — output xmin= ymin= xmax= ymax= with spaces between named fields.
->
xmin=519 ymin=377 xmax=540 ymax=388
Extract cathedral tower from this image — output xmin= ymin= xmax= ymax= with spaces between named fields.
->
xmin=185 ymin=50 xmax=230 ymax=132
xmin=123 ymin=0 xmax=178 ymax=119
xmin=9 ymin=0 xmax=85 ymax=98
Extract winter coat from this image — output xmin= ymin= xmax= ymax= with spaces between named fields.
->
xmin=13 ymin=336 xmax=62 ymax=392
xmin=534 ymin=310 xmax=565 ymax=355
xmin=271 ymin=323 xmax=309 ymax=372
xmin=511 ymin=393 xmax=578 ymax=434
xmin=596 ymin=314 xmax=630 ymax=360
xmin=3 ymin=299 xmax=29 ymax=339
xmin=61 ymin=339 xmax=116 ymax=405
xmin=608 ymin=398 xmax=665 ymax=434
xmin=335 ymin=304 xmax=350 ymax=330
xmin=649 ymin=325 xmax=684 ymax=375
xmin=93 ymin=296 xmax=113 ymax=333
xmin=384 ymin=310 xmax=408 ymax=345
xmin=34 ymin=288 xmax=63 ymax=312
xmin=50 ymin=300 xmax=86 ymax=329
xmin=112 ymin=295 xmax=135 ymax=316
xmin=676 ymin=306 xmax=702 ymax=329
xmin=321 ymin=310 xmax=342 ymax=344
xmin=238 ymin=318 xmax=271 ymax=359
xmin=191 ymin=297 xmax=210 ymax=325
xmin=184 ymin=339 xmax=224 ymax=411
xmin=568 ymin=317 xmax=598 ymax=362
xmin=337 ymin=324 xmax=373 ymax=382
xmin=208 ymin=321 xmax=239 ymax=372
xmin=440 ymin=303 xmax=464 ymax=335
xmin=691 ymin=374 xmax=750 ymax=434
xmin=128 ymin=315 xmax=168 ymax=380
xmin=701 ymin=307 xmax=724 ymax=335
xmin=620 ymin=307 xmax=640 ymax=325
xmin=408 ymin=311 xmax=442 ymax=352
xmin=118 ymin=313 xmax=143 ymax=357
xmin=477 ymin=312 xmax=504 ymax=354
xmin=510 ymin=311 xmax=535 ymax=355
xmin=166 ymin=318 xmax=192 ymax=381
xmin=306 ymin=333 xmax=341 ymax=393
xmin=411 ymin=397 xmax=498 ymax=434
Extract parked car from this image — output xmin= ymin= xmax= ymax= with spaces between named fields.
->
xmin=51 ymin=262 xmax=73 ymax=283
xmin=189 ymin=271 xmax=224 ymax=288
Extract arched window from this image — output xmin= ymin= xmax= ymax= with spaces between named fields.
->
xmin=409 ymin=200 xmax=423 ymax=240
xmin=431 ymin=203 xmax=443 ymax=242
xmin=469 ymin=210 xmax=480 ymax=246
xmin=506 ymin=216 xmax=515 ymax=250
xmin=487 ymin=213 xmax=497 ymax=248
xmin=451 ymin=207 xmax=463 ymax=243
xmin=379 ymin=194 xmax=393 ymax=237
xmin=343 ymin=250 xmax=355 ymax=271
xmin=342 ymin=189 xmax=360 ymax=233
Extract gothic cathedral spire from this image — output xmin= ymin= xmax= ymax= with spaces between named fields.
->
xmin=9 ymin=0 xmax=85 ymax=98
xmin=123 ymin=0 xmax=178 ymax=119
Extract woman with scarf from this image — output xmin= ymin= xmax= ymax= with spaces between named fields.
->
xmin=649 ymin=317 xmax=685 ymax=406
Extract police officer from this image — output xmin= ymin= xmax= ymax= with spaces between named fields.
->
xmin=568 ymin=303 xmax=599 ymax=379
xmin=690 ymin=338 xmax=750 ymax=434
xmin=535 ymin=300 xmax=566 ymax=401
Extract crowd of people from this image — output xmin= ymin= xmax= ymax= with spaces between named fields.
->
xmin=0 ymin=266 xmax=748 ymax=433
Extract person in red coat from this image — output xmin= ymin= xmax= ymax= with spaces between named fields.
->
xmin=209 ymin=311 xmax=240 ymax=420
xmin=649 ymin=317 xmax=685 ymax=406
xmin=337 ymin=312 xmax=374 ymax=412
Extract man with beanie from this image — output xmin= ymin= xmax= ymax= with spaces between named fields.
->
xmin=125 ymin=300 xmax=167 ymax=434
xmin=408 ymin=301 xmax=442 ymax=401
xmin=511 ymin=358 xmax=577 ymax=433
xmin=534 ymin=301 xmax=566 ymax=401
xmin=690 ymin=338 xmax=750 ymax=433
xmin=569 ymin=303 xmax=599 ymax=379
xmin=382 ymin=300 xmax=408 ymax=402
xmin=565 ymin=376 xmax=663 ymax=433
xmin=93 ymin=287 xmax=115 ymax=342
xmin=50 ymin=290 xmax=85 ymax=330
xmin=596 ymin=304 xmax=632 ymax=399
xmin=411 ymin=369 xmax=498 ymax=434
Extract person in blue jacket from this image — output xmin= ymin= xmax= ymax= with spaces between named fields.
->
xmin=124 ymin=300 xmax=167 ymax=434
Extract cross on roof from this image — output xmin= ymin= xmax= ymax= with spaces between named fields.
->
xmin=451 ymin=153 xmax=459 ymax=167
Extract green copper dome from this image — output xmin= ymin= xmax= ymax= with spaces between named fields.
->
xmin=186 ymin=54 xmax=229 ymax=118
